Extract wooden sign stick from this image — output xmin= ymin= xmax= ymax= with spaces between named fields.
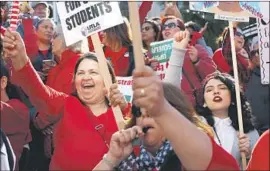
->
xmin=91 ymin=33 xmax=125 ymax=130
xmin=228 ymin=21 xmax=247 ymax=169
xmin=128 ymin=1 xmax=145 ymax=67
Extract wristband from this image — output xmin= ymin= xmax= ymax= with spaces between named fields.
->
xmin=192 ymin=58 xmax=200 ymax=65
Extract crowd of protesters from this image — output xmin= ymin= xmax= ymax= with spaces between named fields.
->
xmin=1 ymin=1 xmax=269 ymax=171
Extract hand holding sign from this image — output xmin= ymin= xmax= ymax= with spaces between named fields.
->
xmin=109 ymin=83 xmax=127 ymax=111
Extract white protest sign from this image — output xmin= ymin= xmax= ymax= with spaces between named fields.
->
xmin=190 ymin=2 xmax=269 ymax=22
xmin=117 ymin=76 xmax=133 ymax=103
xmin=57 ymin=2 xmax=123 ymax=46
xmin=257 ymin=18 xmax=270 ymax=84
xmin=150 ymin=39 xmax=174 ymax=80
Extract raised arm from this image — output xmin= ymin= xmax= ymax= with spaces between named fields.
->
xmin=3 ymin=29 xmax=67 ymax=116
xmin=164 ymin=30 xmax=189 ymax=87
xmin=132 ymin=66 xmax=239 ymax=170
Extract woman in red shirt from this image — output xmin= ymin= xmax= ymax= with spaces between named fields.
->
xmin=100 ymin=17 xmax=134 ymax=76
xmin=3 ymin=29 xmax=129 ymax=170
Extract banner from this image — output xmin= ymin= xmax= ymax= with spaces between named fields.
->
xmin=190 ymin=2 xmax=269 ymax=22
xmin=57 ymin=2 xmax=123 ymax=46
xmin=117 ymin=76 xmax=133 ymax=103
xmin=257 ymin=18 xmax=270 ymax=84
xmin=150 ymin=39 xmax=174 ymax=80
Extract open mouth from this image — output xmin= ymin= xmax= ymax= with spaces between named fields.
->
xmin=213 ymin=96 xmax=223 ymax=102
xmin=82 ymin=84 xmax=95 ymax=89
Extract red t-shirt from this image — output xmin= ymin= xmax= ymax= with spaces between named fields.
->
xmin=104 ymin=46 xmax=130 ymax=76
xmin=247 ymin=130 xmax=269 ymax=171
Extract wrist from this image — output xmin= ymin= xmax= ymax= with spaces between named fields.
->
xmin=192 ymin=58 xmax=200 ymax=65
xmin=105 ymin=153 xmax=121 ymax=168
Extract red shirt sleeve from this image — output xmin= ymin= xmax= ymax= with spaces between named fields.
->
xmin=139 ymin=1 xmax=153 ymax=25
xmin=22 ymin=18 xmax=39 ymax=60
xmin=193 ymin=44 xmax=217 ymax=79
xmin=206 ymin=137 xmax=240 ymax=170
xmin=190 ymin=32 xmax=202 ymax=46
xmin=10 ymin=60 xmax=68 ymax=116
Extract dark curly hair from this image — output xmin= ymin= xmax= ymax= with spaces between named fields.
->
xmin=196 ymin=72 xmax=255 ymax=133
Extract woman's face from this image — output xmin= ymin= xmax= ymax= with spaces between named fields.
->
xmin=162 ymin=19 xmax=181 ymax=40
xmin=251 ymin=43 xmax=260 ymax=67
xmin=136 ymin=109 xmax=165 ymax=148
xmin=204 ymin=78 xmax=231 ymax=113
xmin=74 ymin=59 xmax=105 ymax=105
xmin=36 ymin=20 xmax=54 ymax=43
xmin=234 ymin=30 xmax=245 ymax=52
xmin=52 ymin=33 xmax=65 ymax=60
xmin=100 ymin=31 xmax=112 ymax=47
xmin=141 ymin=22 xmax=156 ymax=42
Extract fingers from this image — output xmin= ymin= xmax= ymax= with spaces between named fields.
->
xmin=174 ymin=30 xmax=190 ymax=43
xmin=132 ymin=66 xmax=156 ymax=89
xmin=109 ymin=84 xmax=125 ymax=107
xmin=132 ymin=65 xmax=154 ymax=78
xmin=113 ymin=126 xmax=143 ymax=146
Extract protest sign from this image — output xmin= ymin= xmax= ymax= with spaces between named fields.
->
xmin=117 ymin=76 xmax=133 ymax=103
xmin=190 ymin=2 xmax=269 ymax=22
xmin=57 ymin=2 xmax=123 ymax=46
xmin=257 ymin=18 xmax=270 ymax=84
xmin=150 ymin=39 xmax=174 ymax=80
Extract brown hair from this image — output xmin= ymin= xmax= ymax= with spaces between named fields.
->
xmin=103 ymin=17 xmax=132 ymax=48
xmin=126 ymin=82 xmax=214 ymax=136
xmin=161 ymin=16 xmax=185 ymax=30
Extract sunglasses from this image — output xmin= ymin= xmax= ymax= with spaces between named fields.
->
xmin=235 ymin=31 xmax=244 ymax=37
xmin=162 ymin=22 xmax=179 ymax=30
xmin=141 ymin=26 xmax=152 ymax=32
xmin=250 ymin=49 xmax=259 ymax=57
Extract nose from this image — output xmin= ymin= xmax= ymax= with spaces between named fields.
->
xmin=82 ymin=74 xmax=93 ymax=80
xmin=213 ymin=88 xmax=220 ymax=95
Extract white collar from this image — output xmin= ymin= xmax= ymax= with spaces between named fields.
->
xmin=213 ymin=116 xmax=232 ymax=127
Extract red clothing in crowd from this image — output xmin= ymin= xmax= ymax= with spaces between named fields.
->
xmin=212 ymin=48 xmax=249 ymax=73
xmin=190 ymin=32 xmax=203 ymax=46
xmin=11 ymin=60 xmax=126 ymax=170
xmin=46 ymin=49 xmax=81 ymax=94
xmin=0 ymin=99 xmax=32 ymax=169
xmin=247 ymin=130 xmax=269 ymax=171
xmin=206 ymin=137 xmax=240 ymax=170
xmin=104 ymin=46 xmax=130 ymax=76
xmin=181 ymin=44 xmax=216 ymax=106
